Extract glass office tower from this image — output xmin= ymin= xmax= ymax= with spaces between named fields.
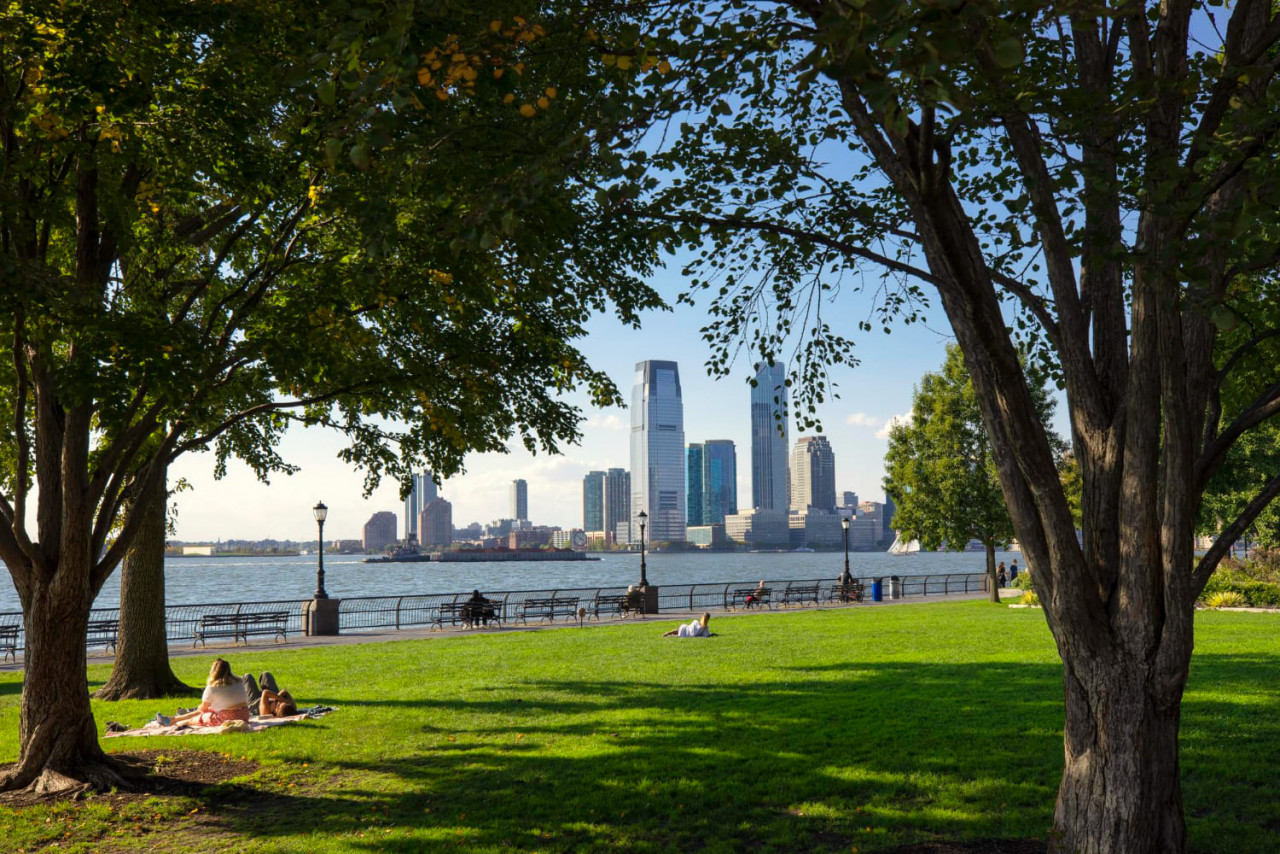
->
xmin=751 ymin=361 xmax=789 ymax=511
xmin=631 ymin=360 xmax=686 ymax=543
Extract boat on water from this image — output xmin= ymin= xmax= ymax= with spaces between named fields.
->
xmin=887 ymin=533 xmax=921 ymax=556
xmin=792 ymin=547 xmax=815 ymax=553
xmin=363 ymin=553 xmax=432 ymax=563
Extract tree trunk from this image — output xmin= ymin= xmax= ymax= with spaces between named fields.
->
xmin=0 ymin=563 xmax=126 ymax=794
xmin=1052 ymin=653 xmax=1189 ymax=854
xmin=95 ymin=471 xmax=191 ymax=701
xmin=985 ymin=542 xmax=999 ymax=603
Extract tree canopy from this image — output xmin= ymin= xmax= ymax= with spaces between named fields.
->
xmin=0 ymin=0 xmax=662 ymax=793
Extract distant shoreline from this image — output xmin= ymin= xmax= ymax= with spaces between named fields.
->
xmin=166 ymin=552 xmax=302 ymax=558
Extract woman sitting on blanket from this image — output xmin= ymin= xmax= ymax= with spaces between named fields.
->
xmin=242 ymin=671 xmax=298 ymax=717
xmin=663 ymin=612 xmax=712 ymax=638
xmin=168 ymin=658 xmax=251 ymax=727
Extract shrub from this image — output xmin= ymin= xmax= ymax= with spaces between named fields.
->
xmin=1016 ymin=590 xmax=1040 ymax=607
xmin=1011 ymin=574 xmax=1034 ymax=590
xmin=1198 ymin=575 xmax=1280 ymax=608
xmin=1204 ymin=590 xmax=1247 ymax=609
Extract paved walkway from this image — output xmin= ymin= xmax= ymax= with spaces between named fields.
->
xmin=0 ymin=588 xmax=1003 ymax=673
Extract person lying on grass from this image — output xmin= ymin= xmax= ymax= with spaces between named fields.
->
xmin=160 ymin=658 xmax=251 ymax=727
xmin=242 ymin=671 xmax=299 ymax=717
xmin=663 ymin=612 xmax=714 ymax=638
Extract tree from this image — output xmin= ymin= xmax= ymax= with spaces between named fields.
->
xmin=94 ymin=467 xmax=191 ymax=700
xmin=884 ymin=344 xmax=1059 ymax=601
xmin=0 ymin=1 xmax=659 ymax=794
xmin=609 ymin=2 xmax=1280 ymax=850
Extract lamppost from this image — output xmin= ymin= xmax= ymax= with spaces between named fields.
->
xmin=637 ymin=510 xmax=648 ymax=588
xmin=841 ymin=515 xmax=851 ymax=585
xmin=313 ymin=501 xmax=328 ymax=599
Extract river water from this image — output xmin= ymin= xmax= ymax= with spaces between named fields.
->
xmin=0 ymin=549 xmax=1024 ymax=613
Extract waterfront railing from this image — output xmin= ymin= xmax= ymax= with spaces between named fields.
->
xmin=0 ymin=572 xmax=988 ymax=657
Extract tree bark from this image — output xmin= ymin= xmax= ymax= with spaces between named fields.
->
xmin=1052 ymin=652 xmax=1189 ymax=854
xmin=0 ymin=559 xmax=126 ymax=794
xmin=95 ymin=470 xmax=191 ymax=701
xmin=985 ymin=542 xmax=999 ymax=603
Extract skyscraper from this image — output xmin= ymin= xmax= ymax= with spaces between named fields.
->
xmin=419 ymin=497 xmax=452 ymax=547
xmin=404 ymin=472 xmax=437 ymax=543
xmin=631 ymin=360 xmax=686 ymax=543
xmin=686 ymin=444 xmax=705 ymax=527
xmin=842 ymin=491 xmax=859 ymax=510
xmin=790 ymin=435 xmax=837 ymax=513
xmin=362 ymin=511 xmax=397 ymax=551
xmin=702 ymin=439 xmax=738 ymax=524
xmin=604 ymin=467 xmax=631 ymax=544
xmin=583 ymin=471 xmax=606 ymax=531
xmin=751 ymin=361 xmax=789 ymax=511
xmin=511 ymin=479 xmax=528 ymax=521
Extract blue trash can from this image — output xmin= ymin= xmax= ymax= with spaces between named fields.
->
xmin=871 ymin=578 xmax=883 ymax=602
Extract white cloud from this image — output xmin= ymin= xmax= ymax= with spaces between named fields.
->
xmin=875 ymin=410 xmax=914 ymax=439
xmin=845 ymin=412 xmax=880 ymax=428
xmin=586 ymin=413 xmax=627 ymax=431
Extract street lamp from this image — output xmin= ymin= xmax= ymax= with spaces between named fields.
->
xmin=313 ymin=501 xmax=328 ymax=599
xmin=637 ymin=510 xmax=648 ymax=588
xmin=841 ymin=515 xmax=852 ymax=586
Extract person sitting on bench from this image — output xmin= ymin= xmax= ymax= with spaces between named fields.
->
xmin=464 ymin=589 xmax=495 ymax=627
xmin=744 ymin=580 xmax=767 ymax=608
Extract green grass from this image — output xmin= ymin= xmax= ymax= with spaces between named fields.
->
xmin=0 ymin=601 xmax=1277 ymax=853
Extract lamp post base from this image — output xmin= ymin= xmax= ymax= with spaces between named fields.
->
xmin=305 ymin=597 xmax=341 ymax=636
xmin=636 ymin=584 xmax=659 ymax=615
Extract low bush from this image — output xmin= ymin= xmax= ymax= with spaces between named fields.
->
xmin=1199 ymin=575 xmax=1280 ymax=608
xmin=1011 ymin=574 xmax=1034 ymax=590
xmin=1204 ymin=590 xmax=1247 ymax=609
xmin=1017 ymin=590 xmax=1040 ymax=606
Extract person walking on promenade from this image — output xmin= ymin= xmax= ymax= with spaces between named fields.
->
xmin=1009 ymin=560 xmax=1020 ymax=583
xmin=997 ymin=564 xmax=1008 ymax=588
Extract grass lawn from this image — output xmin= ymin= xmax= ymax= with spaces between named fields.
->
xmin=0 ymin=601 xmax=1276 ymax=853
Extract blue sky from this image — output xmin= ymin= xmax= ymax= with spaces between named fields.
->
xmin=169 ymin=263 xmax=975 ymax=543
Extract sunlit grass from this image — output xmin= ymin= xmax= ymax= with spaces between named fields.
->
xmin=0 ymin=601 xmax=1275 ymax=852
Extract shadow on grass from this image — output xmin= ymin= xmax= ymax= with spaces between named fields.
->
xmin=146 ymin=654 xmax=1280 ymax=853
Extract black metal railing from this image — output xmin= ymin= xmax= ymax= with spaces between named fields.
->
xmin=0 ymin=572 xmax=988 ymax=658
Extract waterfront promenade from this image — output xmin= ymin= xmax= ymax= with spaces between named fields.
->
xmin=0 ymin=584 xmax=1008 ymax=672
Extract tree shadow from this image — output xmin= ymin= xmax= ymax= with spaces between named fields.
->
xmin=105 ymin=654 xmax=1280 ymax=852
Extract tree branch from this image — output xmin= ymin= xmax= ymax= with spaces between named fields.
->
xmin=1192 ymin=471 xmax=1280 ymax=593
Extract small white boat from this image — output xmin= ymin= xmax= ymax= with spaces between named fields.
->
xmin=887 ymin=533 xmax=920 ymax=556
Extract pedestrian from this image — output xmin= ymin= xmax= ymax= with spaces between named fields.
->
xmin=1010 ymin=560 xmax=1019 ymax=582
xmin=997 ymin=565 xmax=1008 ymax=588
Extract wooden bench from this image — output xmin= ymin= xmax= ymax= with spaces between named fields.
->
xmin=86 ymin=619 xmax=120 ymax=653
xmin=0 ymin=624 xmax=18 ymax=662
xmin=194 ymin=611 xmax=289 ymax=647
xmin=728 ymin=587 xmax=772 ymax=610
xmin=827 ymin=582 xmax=865 ymax=604
xmin=515 ymin=596 xmax=580 ymax=625
xmin=779 ymin=584 xmax=821 ymax=607
xmin=434 ymin=600 xmax=500 ymax=629
xmin=591 ymin=593 xmax=636 ymax=620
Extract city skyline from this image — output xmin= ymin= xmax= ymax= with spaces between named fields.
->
xmin=163 ymin=271 xmax=1033 ymax=541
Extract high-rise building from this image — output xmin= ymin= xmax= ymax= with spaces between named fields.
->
xmin=631 ymin=360 xmax=686 ymax=543
xmin=604 ymin=468 xmax=630 ymax=544
xmin=842 ymin=491 xmax=859 ymax=510
xmin=583 ymin=471 xmax=606 ymax=532
xmin=791 ymin=436 xmax=837 ymax=513
xmin=883 ymin=493 xmax=897 ymax=539
xmin=419 ymin=497 xmax=452 ymax=547
xmin=751 ymin=361 xmax=789 ymax=511
xmin=362 ymin=511 xmax=397 ymax=551
xmin=511 ymin=479 xmax=528 ymax=521
xmin=686 ymin=444 xmax=705 ymax=527
xmin=404 ymin=472 xmax=437 ymax=543
xmin=702 ymin=439 xmax=738 ymax=524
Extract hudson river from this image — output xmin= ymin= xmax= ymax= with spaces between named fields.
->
xmin=0 ymin=550 xmax=1025 ymax=613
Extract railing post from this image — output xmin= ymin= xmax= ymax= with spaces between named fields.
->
xmin=395 ymin=596 xmax=403 ymax=630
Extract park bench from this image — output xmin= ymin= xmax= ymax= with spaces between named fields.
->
xmin=515 ymin=596 xmax=580 ymax=625
xmin=194 ymin=611 xmax=289 ymax=647
xmin=0 ymin=624 xmax=18 ymax=662
xmin=779 ymin=584 xmax=821 ymax=608
xmin=86 ymin=619 xmax=120 ymax=653
xmin=435 ymin=600 xmax=500 ymax=629
xmin=728 ymin=586 xmax=772 ymax=610
xmin=827 ymin=582 xmax=865 ymax=604
xmin=591 ymin=593 xmax=639 ymax=620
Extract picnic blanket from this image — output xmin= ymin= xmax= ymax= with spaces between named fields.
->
xmin=104 ymin=708 xmax=332 ymax=738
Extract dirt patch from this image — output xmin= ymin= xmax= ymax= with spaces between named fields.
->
xmin=883 ymin=842 xmax=1045 ymax=854
xmin=0 ymin=749 xmax=259 ymax=807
